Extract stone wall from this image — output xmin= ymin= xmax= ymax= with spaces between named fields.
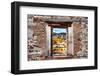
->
xmin=73 ymin=22 xmax=82 ymax=55
xmin=72 ymin=19 xmax=88 ymax=57
xmin=27 ymin=15 xmax=88 ymax=60
xmin=27 ymin=15 xmax=47 ymax=60
xmin=32 ymin=22 xmax=46 ymax=51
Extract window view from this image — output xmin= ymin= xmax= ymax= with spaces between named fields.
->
xmin=52 ymin=28 xmax=67 ymax=57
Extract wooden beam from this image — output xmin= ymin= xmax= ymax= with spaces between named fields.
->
xmin=45 ymin=21 xmax=72 ymax=28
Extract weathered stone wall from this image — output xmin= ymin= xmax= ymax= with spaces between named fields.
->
xmin=27 ymin=15 xmax=88 ymax=60
xmin=72 ymin=18 xmax=88 ymax=57
xmin=73 ymin=22 xmax=82 ymax=55
xmin=32 ymin=22 xmax=47 ymax=52
xmin=27 ymin=15 xmax=47 ymax=60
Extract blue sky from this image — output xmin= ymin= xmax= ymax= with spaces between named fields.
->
xmin=53 ymin=28 xmax=66 ymax=33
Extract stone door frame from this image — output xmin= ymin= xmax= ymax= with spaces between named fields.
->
xmin=45 ymin=21 xmax=72 ymax=58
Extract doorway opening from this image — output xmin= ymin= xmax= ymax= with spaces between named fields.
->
xmin=51 ymin=28 xmax=68 ymax=58
xmin=46 ymin=22 xmax=72 ymax=59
